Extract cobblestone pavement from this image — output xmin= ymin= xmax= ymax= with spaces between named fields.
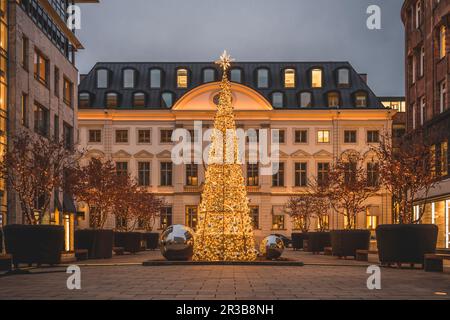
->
xmin=0 ymin=250 xmax=449 ymax=300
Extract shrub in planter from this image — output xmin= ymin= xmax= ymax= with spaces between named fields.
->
xmin=114 ymin=232 xmax=142 ymax=254
xmin=4 ymin=224 xmax=64 ymax=267
xmin=306 ymin=232 xmax=331 ymax=253
xmin=75 ymin=229 xmax=114 ymax=259
xmin=330 ymin=230 xmax=370 ymax=258
xmin=143 ymin=232 xmax=159 ymax=250
xmin=291 ymin=233 xmax=309 ymax=250
xmin=376 ymin=224 xmax=437 ymax=265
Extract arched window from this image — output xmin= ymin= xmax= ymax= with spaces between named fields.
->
xmin=257 ymin=68 xmax=269 ymax=88
xmin=311 ymin=68 xmax=323 ymax=88
xmin=161 ymin=92 xmax=174 ymax=108
xmin=327 ymin=92 xmax=340 ymax=107
xmin=123 ymin=69 xmax=136 ymax=88
xmin=203 ymin=68 xmax=216 ymax=83
xmin=150 ymin=69 xmax=162 ymax=88
xmin=106 ymin=92 xmax=119 ymax=108
xmin=177 ymin=68 xmax=188 ymax=88
xmin=96 ymin=69 xmax=109 ymax=89
xmin=272 ymin=92 xmax=284 ymax=108
xmin=284 ymin=68 xmax=296 ymax=88
xmin=354 ymin=91 xmax=368 ymax=107
xmin=299 ymin=92 xmax=312 ymax=108
xmin=133 ymin=92 xmax=146 ymax=108
xmin=337 ymin=68 xmax=350 ymax=87
xmin=79 ymin=92 xmax=90 ymax=108
xmin=230 ymin=68 xmax=242 ymax=83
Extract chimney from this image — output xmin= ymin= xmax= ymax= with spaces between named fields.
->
xmin=359 ymin=73 xmax=368 ymax=83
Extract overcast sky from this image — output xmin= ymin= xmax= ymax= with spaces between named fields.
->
xmin=76 ymin=0 xmax=405 ymax=96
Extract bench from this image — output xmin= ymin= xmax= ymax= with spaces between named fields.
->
xmin=356 ymin=249 xmax=378 ymax=262
xmin=0 ymin=254 xmax=12 ymax=272
xmin=324 ymin=247 xmax=333 ymax=256
xmin=424 ymin=254 xmax=450 ymax=272
xmin=113 ymin=247 xmax=125 ymax=256
xmin=75 ymin=249 xmax=89 ymax=261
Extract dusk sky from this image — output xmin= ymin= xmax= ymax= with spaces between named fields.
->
xmin=76 ymin=0 xmax=405 ymax=96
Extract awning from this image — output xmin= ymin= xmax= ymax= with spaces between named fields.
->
xmin=415 ymin=178 xmax=450 ymax=202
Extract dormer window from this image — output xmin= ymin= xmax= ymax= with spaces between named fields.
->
xmin=311 ymin=68 xmax=323 ymax=88
xmin=327 ymin=92 xmax=340 ymax=108
xmin=203 ymin=68 xmax=216 ymax=83
xmin=354 ymin=91 xmax=368 ymax=107
xmin=284 ymin=69 xmax=296 ymax=88
xmin=133 ymin=92 xmax=146 ymax=108
xmin=299 ymin=92 xmax=312 ymax=108
xmin=230 ymin=68 xmax=242 ymax=83
xmin=272 ymin=92 xmax=284 ymax=108
xmin=150 ymin=69 xmax=162 ymax=88
xmin=177 ymin=68 xmax=188 ymax=88
xmin=337 ymin=68 xmax=350 ymax=87
xmin=161 ymin=92 xmax=174 ymax=108
xmin=96 ymin=69 xmax=108 ymax=89
xmin=123 ymin=69 xmax=136 ymax=88
xmin=257 ymin=68 xmax=269 ymax=88
xmin=79 ymin=92 xmax=90 ymax=108
xmin=106 ymin=92 xmax=119 ymax=108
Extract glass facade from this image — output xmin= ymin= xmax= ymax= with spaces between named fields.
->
xmin=417 ymin=199 xmax=450 ymax=249
xmin=0 ymin=0 xmax=7 ymax=225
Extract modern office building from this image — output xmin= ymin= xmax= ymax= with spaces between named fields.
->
xmin=77 ymin=61 xmax=395 ymax=241
xmin=402 ymin=0 xmax=450 ymax=248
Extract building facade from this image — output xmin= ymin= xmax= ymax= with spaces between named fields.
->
xmin=77 ymin=61 xmax=394 ymax=241
xmin=402 ymin=0 xmax=450 ymax=249
xmin=0 ymin=0 xmax=8 ymax=226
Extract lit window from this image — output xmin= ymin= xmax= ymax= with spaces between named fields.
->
xmin=272 ymin=92 xmax=284 ymax=108
xmin=160 ymin=207 xmax=173 ymax=230
xmin=161 ymin=92 xmax=174 ymax=108
xmin=79 ymin=92 xmax=90 ymax=108
xmin=133 ymin=92 xmax=146 ymax=108
xmin=441 ymin=141 xmax=448 ymax=176
xmin=272 ymin=214 xmax=285 ymax=230
xmin=327 ymin=92 xmax=340 ymax=107
xmin=115 ymin=130 xmax=128 ymax=143
xmin=440 ymin=25 xmax=447 ymax=59
xmin=318 ymin=130 xmax=330 ymax=143
xmin=311 ymin=68 xmax=322 ymax=88
xmin=34 ymin=50 xmax=48 ymax=86
xmin=299 ymin=92 xmax=312 ymax=107
xmin=186 ymin=164 xmax=198 ymax=186
xmin=337 ymin=68 xmax=350 ymax=86
xmin=355 ymin=92 xmax=368 ymax=107
xmin=63 ymin=78 xmax=73 ymax=107
xmin=185 ymin=206 xmax=198 ymax=229
xmin=257 ymin=68 xmax=269 ymax=88
xmin=440 ymin=81 xmax=446 ymax=113
xmin=106 ymin=92 xmax=118 ymax=108
xmin=150 ymin=69 xmax=161 ymax=88
xmin=230 ymin=68 xmax=242 ymax=83
xmin=177 ymin=68 xmax=188 ymax=88
xmin=203 ymin=68 xmax=215 ymax=83
xmin=96 ymin=69 xmax=108 ymax=88
xmin=284 ymin=68 xmax=295 ymax=88
xmin=123 ymin=69 xmax=135 ymax=88
xmin=366 ymin=214 xmax=378 ymax=230
xmin=247 ymin=164 xmax=259 ymax=186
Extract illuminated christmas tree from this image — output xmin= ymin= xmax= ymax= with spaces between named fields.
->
xmin=193 ymin=51 xmax=257 ymax=261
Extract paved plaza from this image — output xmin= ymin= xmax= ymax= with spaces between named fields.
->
xmin=0 ymin=250 xmax=449 ymax=300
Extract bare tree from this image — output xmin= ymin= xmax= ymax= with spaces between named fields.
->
xmin=308 ymin=179 xmax=332 ymax=232
xmin=284 ymin=195 xmax=314 ymax=232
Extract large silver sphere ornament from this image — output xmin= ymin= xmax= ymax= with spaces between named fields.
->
xmin=160 ymin=225 xmax=195 ymax=261
xmin=260 ymin=235 xmax=285 ymax=260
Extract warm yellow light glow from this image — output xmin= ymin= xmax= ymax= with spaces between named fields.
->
xmin=318 ymin=130 xmax=330 ymax=143
xmin=177 ymin=69 xmax=188 ymax=88
xmin=311 ymin=69 xmax=322 ymax=88
xmin=284 ymin=69 xmax=296 ymax=88
xmin=440 ymin=26 xmax=447 ymax=59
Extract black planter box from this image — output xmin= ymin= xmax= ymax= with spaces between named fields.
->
xmin=330 ymin=230 xmax=370 ymax=258
xmin=291 ymin=233 xmax=309 ymax=250
xmin=143 ymin=232 xmax=159 ymax=250
xmin=114 ymin=232 xmax=142 ymax=254
xmin=376 ymin=224 xmax=438 ymax=265
xmin=4 ymin=224 xmax=64 ymax=267
xmin=75 ymin=229 xmax=114 ymax=259
xmin=306 ymin=232 xmax=331 ymax=253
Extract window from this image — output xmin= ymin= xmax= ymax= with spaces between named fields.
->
xmin=247 ymin=163 xmax=259 ymax=186
xmin=106 ymin=92 xmax=119 ymax=108
xmin=79 ymin=93 xmax=90 ymax=108
xmin=22 ymin=36 xmax=29 ymax=70
xmin=284 ymin=68 xmax=295 ymax=88
xmin=367 ymin=130 xmax=380 ymax=143
xmin=440 ymin=81 xmax=446 ymax=113
xmin=257 ymin=68 xmax=269 ymax=88
xmin=295 ymin=162 xmax=307 ymax=187
xmin=138 ymin=162 xmax=151 ymax=186
xmin=34 ymin=50 xmax=48 ymax=86
xmin=150 ymin=69 xmax=161 ymax=88
xmin=439 ymin=25 xmax=446 ymax=59
xmin=133 ymin=92 xmax=146 ymax=108
xmin=272 ymin=214 xmax=285 ymax=230
xmin=318 ymin=130 xmax=330 ymax=143
xmin=299 ymin=92 xmax=312 ymax=107
xmin=116 ymin=162 xmax=128 ymax=177
xmin=96 ymin=69 xmax=108 ymax=88
xmin=337 ymin=68 xmax=350 ymax=86
xmin=272 ymin=129 xmax=285 ymax=144
xmin=311 ymin=68 xmax=322 ymax=88
xmin=63 ymin=122 xmax=73 ymax=149
xmin=21 ymin=93 xmax=28 ymax=127
xmin=63 ymin=78 xmax=73 ymax=107
xmin=272 ymin=162 xmax=285 ymax=187
xmin=415 ymin=0 xmax=421 ymax=28
xmin=344 ymin=130 xmax=357 ymax=143
xmin=203 ymin=68 xmax=215 ymax=83
xmin=54 ymin=67 xmax=59 ymax=97
xmin=185 ymin=206 xmax=198 ymax=229
xmin=327 ymin=92 xmax=340 ymax=107
xmin=295 ymin=130 xmax=308 ymax=143
xmin=412 ymin=104 xmax=417 ymax=129
xmin=54 ymin=115 xmax=59 ymax=142
xmin=420 ymin=96 xmax=426 ymax=125
xmin=250 ymin=207 xmax=259 ymax=229
xmin=34 ymin=103 xmax=49 ymax=136
xmin=161 ymin=92 xmax=174 ymax=108
xmin=138 ymin=129 xmax=151 ymax=144
xmin=393 ymin=124 xmax=406 ymax=138
xmin=160 ymin=129 xmax=173 ymax=143
xmin=412 ymin=54 xmax=416 ymax=83
xmin=367 ymin=162 xmax=379 ymax=187
xmin=123 ymin=69 xmax=135 ymax=88
xmin=160 ymin=207 xmax=172 ymax=230
xmin=420 ymin=46 xmax=425 ymax=77
xmin=366 ymin=213 xmax=378 ymax=230
xmin=230 ymin=68 xmax=242 ymax=83
xmin=115 ymin=129 xmax=128 ymax=143
xmin=272 ymin=92 xmax=284 ymax=108
xmin=160 ymin=162 xmax=173 ymax=186
xmin=354 ymin=92 xmax=368 ymax=107
xmin=185 ymin=164 xmax=198 ymax=186
xmin=441 ymin=141 xmax=448 ymax=176
xmin=317 ymin=162 xmax=330 ymax=186
xmin=89 ymin=129 xmax=101 ymax=143
xmin=430 ymin=145 xmax=436 ymax=177
xmin=344 ymin=162 xmax=357 ymax=185
xmin=177 ymin=68 xmax=188 ymax=88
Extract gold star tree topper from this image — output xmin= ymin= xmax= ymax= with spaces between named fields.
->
xmin=215 ymin=50 xmax=235 ymax=72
